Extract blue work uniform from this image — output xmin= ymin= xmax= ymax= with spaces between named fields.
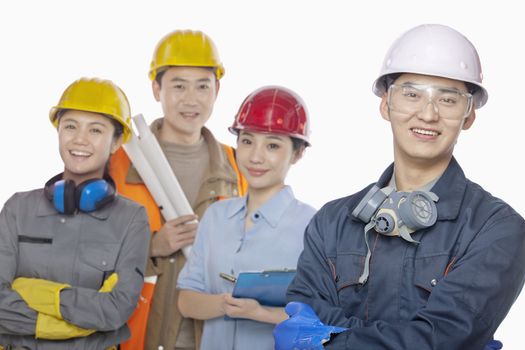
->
xmin=287 ymin=158 xmax=525 ymax=349
xmin=178 ymin=186 xmax=316 ymax=350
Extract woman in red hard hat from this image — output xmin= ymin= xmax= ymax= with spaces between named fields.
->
xmin=177 ymin=86 xmax=316 ymax=349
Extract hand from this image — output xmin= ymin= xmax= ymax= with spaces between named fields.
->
xmin=35 ymin=312 xmax=94 ymax=340
xmin=273 ymin=302 xmax=347 ymax=350
xmin=12 ymin=278 xmax=70 ymax=319
xmin=483 ymin=340 xmax=503 ymax=350
xmin=99 ymin=273 xmax=118 ymax=293
xmin=151 ymin=214 xmax=198 ymax=257
xmin=223 ymin=294 xmax=262 ymax=320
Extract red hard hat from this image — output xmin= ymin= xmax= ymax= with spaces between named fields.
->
xmin=229 ymin=86 xmax=310 ymax=145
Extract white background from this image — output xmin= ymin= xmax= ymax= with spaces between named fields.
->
xmin=1 ymin=0 xmax=524 ymax=347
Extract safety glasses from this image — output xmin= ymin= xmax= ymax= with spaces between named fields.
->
xmin=387 ymin=83 xmax=473 ymax=120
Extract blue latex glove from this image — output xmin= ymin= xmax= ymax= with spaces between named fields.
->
xmin=483 ymin=340 xmax=503 ymax=350
xmin=273 ymin=302 xmax=347 ymax=350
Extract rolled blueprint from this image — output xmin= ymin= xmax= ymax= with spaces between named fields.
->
xmin=123 ymin=114 xmax=194 ymax=258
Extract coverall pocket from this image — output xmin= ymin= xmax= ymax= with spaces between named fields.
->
xmin=412 ymin=255 xmax=449 ymax=304
xmin=16 ymin=234 xmax=53 ymax=278
xmin=334 ymin=253 xmax=366 ymax=309
xmin=77 ymin=243 xmax=119 ymax=289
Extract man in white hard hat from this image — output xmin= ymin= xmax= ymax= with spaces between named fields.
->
xmin=275 ymin=24 xmax=525 ymax=349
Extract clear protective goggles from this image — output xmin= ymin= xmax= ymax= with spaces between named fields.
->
xmin=387 ymin=83 xmax=474 ymax=120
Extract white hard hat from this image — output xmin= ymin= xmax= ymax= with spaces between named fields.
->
xmin=372 ymin=24 xmax=488 ymax=109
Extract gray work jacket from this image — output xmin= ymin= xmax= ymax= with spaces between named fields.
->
xmin=0 ymin=188 xmax=149 ymax=350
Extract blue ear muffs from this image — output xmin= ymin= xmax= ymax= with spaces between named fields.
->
xmin=52 ymin=179 xmax=75 ymax=214
xmin=75 ymin=178 xmax=115 ymax=212
xmin=45 ymin=174 xmax=116 ymax=215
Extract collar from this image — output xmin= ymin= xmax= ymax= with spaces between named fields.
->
xmin=351 ymin=157 xmax=466 ymax=222
xmin=427 ymin=157 xmax=467 ymax=221
xmin=226 ymin=186 xmax=296 ymax=228
xmin=36 ymin=189 xmax=112 ymax=220
xmin=125 ymin=119 xmax=235 ymax=184
xmin=387 ymin=172 xmax=440 ymax=192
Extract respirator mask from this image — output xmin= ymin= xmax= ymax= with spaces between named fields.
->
xmin=351 ymin=185 xmax=439 ymax=284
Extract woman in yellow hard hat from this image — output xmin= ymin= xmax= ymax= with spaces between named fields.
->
xmin=0 ymin=78 xmax=149 ymax=350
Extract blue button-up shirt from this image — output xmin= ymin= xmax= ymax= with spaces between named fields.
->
xmin=178 ymin=186 xmax=316 ymax=350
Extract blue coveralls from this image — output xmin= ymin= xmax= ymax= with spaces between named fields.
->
xmin=287 ymin=157 xmax=525 ymax=349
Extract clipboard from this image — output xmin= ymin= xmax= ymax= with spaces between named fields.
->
xmin=231 ymin=270 xmax=296 ymax=307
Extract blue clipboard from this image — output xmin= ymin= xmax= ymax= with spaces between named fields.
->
xmin=231 ymin=270 xmax=296 ymax=307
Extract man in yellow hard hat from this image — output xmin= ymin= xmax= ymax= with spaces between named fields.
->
xmin=110 ymin=30 xmax=247 ymax=350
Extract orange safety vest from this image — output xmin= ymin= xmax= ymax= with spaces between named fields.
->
xmin=110 ymin=145 xmax=247 ymax=350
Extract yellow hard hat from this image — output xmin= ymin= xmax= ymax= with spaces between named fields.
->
xmin=149 ymin=29 xmax=225 ymax=81
xmin=49 ymin=78 xmax=132 ymax=143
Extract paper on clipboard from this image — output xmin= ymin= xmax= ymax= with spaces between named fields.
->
xmin=232 ymin=270 xmax=296 ymax=307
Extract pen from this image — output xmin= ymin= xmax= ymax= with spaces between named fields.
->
xmin=219 ymin=272 xmax=237 ymax=283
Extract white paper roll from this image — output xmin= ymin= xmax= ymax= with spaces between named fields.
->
xmin=123 ymin=114 xmax=194 ymax=258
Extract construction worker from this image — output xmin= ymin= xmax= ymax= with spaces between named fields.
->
xmin=177 ymin=86 xmax=316 ymax=349
xmin=276 ymin=24 xmax=525 ymax=349
xmin=0 ymin=78 xmax=149 ymax=349
xmin=109 ymin=30 xmax=247 ymax=350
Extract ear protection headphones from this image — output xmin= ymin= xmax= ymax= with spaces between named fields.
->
xmin=44 ymin=173 xmax=116 ymax=215
xmin=351 ymin=185 xmax=439 ymax=284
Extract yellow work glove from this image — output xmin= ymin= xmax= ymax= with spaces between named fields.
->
xmin=34 ymin=273 xmax=119 ymax=340
xmin=12 ymin=278 xmax=70 ymax=319
xmin=99 ymin=273 xmax=118 ymax=293
xmin=35 ymin=312 xmax=95 ymax=340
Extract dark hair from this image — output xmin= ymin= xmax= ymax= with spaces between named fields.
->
xmin=382 ymin=73 xmax=403 ymax=92
xmin=56 ymin=109 xmax=124 ymax=140
xmin=155 ymin=66 xmax=217 ymax=88
xmin=464 ymin=82 xmax=479 ymax=96
xmin=290 ymin=137 xmax=307 ymax=151
xmin=108 ymin=117 xmax=124 ymax=140
xmin=236 ymin=132 xmax=307 ymax=153
xmin=155 ymin=69 xmax=167 ymax=87
xmin=384 ymin=73 xmax=479 ymax=96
